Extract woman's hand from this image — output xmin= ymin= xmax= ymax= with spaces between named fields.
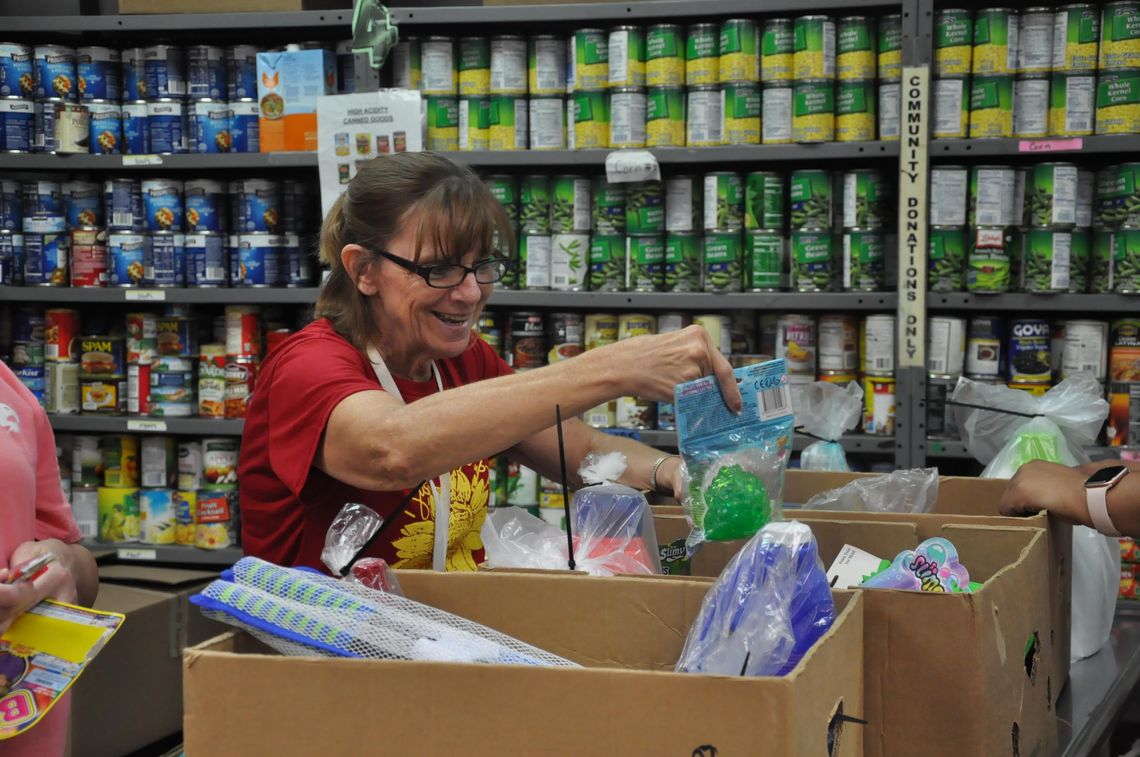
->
xmin=0 ymin=540 xmax=82 ymax=633
xmin=999 ymin=460 xmax=1091 ymax=526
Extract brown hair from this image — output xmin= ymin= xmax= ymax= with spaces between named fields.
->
xmin=315 ymin=151 xmax=514 ymax=351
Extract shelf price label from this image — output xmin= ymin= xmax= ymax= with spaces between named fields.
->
xmin=127 ymin=419 xmax=167 ymax=432
xmin=124 ymin=289 xmax=166 ymax=302
xmin=117 ymin=548 xmax=157 ymax=561
xmin=122 ymin=155 xmax=163 ymax=166
xmin=605 ymin=150 xmax=661 ymax=183
xmin=1018 ymin=138 xmax=1082 ymax=153
xmin=897 ymin=66 xmax=930 ymax=370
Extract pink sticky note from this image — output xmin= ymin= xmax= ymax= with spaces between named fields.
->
xmin=1018 ymin=138 xmax=1083 ymax=153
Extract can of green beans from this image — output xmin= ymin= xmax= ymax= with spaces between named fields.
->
xmin=1092 ymin=226 xmax=1115 ymax=291
xmin=550 ymin=175 xmax=591 ymax=233
xmin=745 ymin=229 xmax=783 ymax=290
xmin=1054 ymin=4 xmax=1100 ymax=71
xmin=625 ymin=180 xmax=664 ymax=235
xmin=519 ymin=231 xmax=552 ymax=289
xmin=933 ymin=76 xmax=970 ymax=138
xmin=1099 ymin=1 xmax=1140 ymax=70
xmin=646 ymin=24 xmax=684 ymax=88
xmin=520 ymin=175 xmax=551 ymax=233
xmin=426 ymin=95 xmax=460 ymax=151
xmin=929 ymin=225 xmax=967 ymax=291
xmin=1026 ymin=162 xmax=1079 ymax=228
xmin=967 ymin=226 xmax=1014 ymax=293
xmin=723 ymin=81 xmax=761 ymax=144
xmin=930 ymin=165 xmax=969 ymax=226
xmin=761 ymin=18 xmax=795 ymax=83
xmin=878 ymin=14 xmax=903 ymax=79
xmin=842 ymin=169 xmax=885 ymax=229
xmin=762 ymin=84 xmax=793 ymax=143
xmin=719 ymin=18 xmax=759 ymax=83
xmin=1070 ymin=226 xmax=1091 ymax=293
xmin=703 ymin=172 xmax=744 ymax=232
xmin=550 ymin=232 xmax=589 ymax=291
xmin=573 ymin=29 xmax=608 ymax=91
xmin=686 ymin=23 xmax=719 ymax=86
xmin=936 ymin=8 xmax=973 ymax=76
xmin=790 ymin=169 xmax=834 ymax=230
xmin=1095 ymin=69 xmax=1140 ymax=135
xmin=1116 ymin=227 xmax=1140 ymax=293
xmin=588 ymin=234 xmax=625 ymax=291
xmin=746 ymin=171 xmax=784 ymax=231
xmin=626 ymin=235 xmax=664 ymax=292
xmin=1094 ymin=163 xmax=1140 ymax=228
xmin=573 ymin=89 xmax=610 ymax=148
xmin=794 ymin=15 xmax=837 ymax=80
xmin=1049 ymin=72 xmax=1097 ymax=136
xmin=973 ymin=8 xmax=1018 ymax=75
xmin=664 ymin=232 xmax=702 ymax=291
xmin=646 ymin=86 xmax=685 ymax=146
xmin=793 ymin=79 xmax=835 ymax=142
xmin=486 ymin=174 xmax=519 ymax=228
xmin=1022 ymin=228 xmax=1074 ymax=292
xmin=665 ymin=175 xmax=701 ymax=233
xmin=459 ymin=96 xmax=491 ymax=150
xmin=836 ymin=78 xmax=876 ymax=142
xmin=837 ymin=16 xmax=875 ymax=80
xmin=702 ymin=230 xmax=743 ymax=292
xmin=458 ymin=37 xmax=491 ymax=97
xmin=843 ymin=228 xmax=885 ymax=291
xmin=969 ymin=165 xmax=1018 ymax=227
xmin=791 ymin=229 xmax=837 ymax=291
xmin=970 ymin=74 xmax=1014 ymax=138
xmin=608 ymin=25 xmax=646 ymax=88
xmin=592 ymin=177 xmax=626 ymax=234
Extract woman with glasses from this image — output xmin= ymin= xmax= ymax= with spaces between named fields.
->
xmin=239 ymin=152 xmax=741 ymax=572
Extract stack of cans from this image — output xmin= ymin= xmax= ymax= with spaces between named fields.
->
xmin=10 ymin=304 xmax=46 ymax=406
xmin=222 ymin=304 xmax=260 ymax=420
xmin=44 ymin=308 xmax=80 ymax=415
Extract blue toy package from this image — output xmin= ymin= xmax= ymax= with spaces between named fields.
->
xmin=675 ymin=521 xmax=835 ymax=677
xmin=675 ymin=358 xmax=796 ymax=549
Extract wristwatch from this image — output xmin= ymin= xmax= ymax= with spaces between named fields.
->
xmin=1085 ymin=465 xmax=1129 ymax=537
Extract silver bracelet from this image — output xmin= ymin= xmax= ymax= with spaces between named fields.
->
xmin=649 ymin=454 xmax=677 ymax=495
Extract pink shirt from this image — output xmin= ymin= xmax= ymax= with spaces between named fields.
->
xmin=0 ymin=362 xmax=82 ymax=757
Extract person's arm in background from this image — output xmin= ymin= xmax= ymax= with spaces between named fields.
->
xmin=1000 ymin=459 xmax=1140 ymax=537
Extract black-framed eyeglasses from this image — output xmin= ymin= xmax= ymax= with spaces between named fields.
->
xmin=371 ymin=248 xmax=514 ymax=288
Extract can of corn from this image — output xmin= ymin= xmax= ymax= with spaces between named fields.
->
xmin=762 ymin=83 xmax=793 ymax=143
xmin=967 ymin=226 xmax=1014 ymax=292
xmin=794 ymin=15 xmax=837 ymax=80
xmin=746 ymin=171 xmax=784 ymax=231
xmin=686 ymin=84 xmax=723 ymax=146
xmin=1096 ymin=69 xmax=1140 ymax=135
xmin=837 ymin=16 xmax=876 ymax=80
xmin=665 ymin=175 xmax=701 ymax=233
xmin=646 ymin=86 xmax=685 ymax=146
xmin=1018 ymin=8 xmax=1056 ymax=74
xmin=969 ymin=165 xmax=1018 ymax=226
xmin=626 ymin=235 xmax=664 ymax=292
xmin=528 ymin=35 xmax=567 ymax=96
xmin=459 ymin=96 xmax=491 ymax=150
xmin=878 ymin=14 xmax=903 ymax=80
xmin=843 ymin=228 xmax=885 ymax=291
xmin=664 ymin=232 xmax=702 ymax=291
xmin=1091 ymin=226 xmax=1114 ymax=291
xmin=458 ymin=37 xmax=491 ymax=96
xmin=573 ymin=29 xmax=608 ymax=91
xmin=929 ymin=225 xmax=967 ymax=291
xmin=393 ymin=37 xmax=423 ymax=90
xmin=702 ymin=230 xmax=743 ymax=292
xmin=933 ymin=76 xmax=970 ymax=138
xmin=791 ymin=229 xmax=838 ymax=291
xmin=685 ymin=23 xmax=719 ymax=87
xmin=723 ymin=81 xmax=761 ymax=144
xmin=973 ymin=8 xmax=1018 ymax=75
xmin=703 ymin=172 xmax=744 ymax=231
xmin=719 ymin=18 xmax=759 ymax=83
xmin=489 ymin=94 xmax=528 ymax=150
xmin=420 ymin=36 xmax=457 ymax=95
xmin=1050 ymin=72 xmax=1096 ymax=135
xmin=573 ymin=89 xmax=610 ymax=148
xmin=842 ymin=168 xmax=886 ymax=229
xmin=1070 ymin=226 xmax=1091 ymax=293
xmin=490 ymin=35 xmax=527 ymax=96
xmin=791 ymin=169 xmax=834 ymax=230
xmin=588 ymin=234 xmax=625 ymax=291
xmin=609 ymin=86 xmax=646 ymax=148
xmin=1117 ymin=227 xmax=1140 ymax=293
xmin=592 ymin=176 xmax=625 ymax=235
xmin=1013 ymin=74 xmax=1050 ymax=137
xmin=935 ymin=8 xmax=973 ymax=76
xmin=1022 ymin=227 xmax=1073 ymax=292
xmin=520 ymin=175 xmax=550 ymax=234
xmin=550 ymin=175 xmax=591 ymax=234
xmin=761 ymin=18 xmax=795 ymax=83
xmin=425 ymin=95 xmax=459 ymax=151
xmin=1100 ymin=1 xmax=1140 ymax=70
xmin=878 ymin=78 xmax=901 ymax=140
xmin=1053 ymin=4 xmax=1100 ymax=71
xmin=745 ymin=229 xmax=783 ymax=290
xmin=836 ymin=78 xmax=876 ymax=142
xmin=626 ymin=180 xmax=664 ymax=235
xmin=646 ymin=24 xmax=684 ymax=88
xmin=793 ymin=78 xmax=835 ymax=143
xmin=608 ymin=25 xmax=646 ymax=88
xmin=970 ymin=74 xmax=1014 ymax=138
xmin=528 ymin=95 xmax=566 ymax=150
xmin=1026 ymin=162 xmax=1079 ymax=228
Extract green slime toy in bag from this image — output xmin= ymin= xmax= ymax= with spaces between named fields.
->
xmin=675 ymin=359 xmax=796 ymax=550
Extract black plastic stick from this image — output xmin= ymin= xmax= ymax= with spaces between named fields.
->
xmin=556 ymin=405 xmax=576 ymax=571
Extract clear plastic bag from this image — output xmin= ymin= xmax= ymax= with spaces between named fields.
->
xmin=347 ymin=558 xmax=404 ymax=596
xmin=675 ymin=521 xmax=835 ymax=677
xmin=1071 ymin=525 xmax=1121 ymax=662
xmin=797 ymin=381 xmax=864 ymax=472
xmin=675 ymin=359 xmax=796 ymax=550
xmin=321 ymin=502 xmax=384 ymax=576
xmin=803 ymin=468 xmax=939 ymax=514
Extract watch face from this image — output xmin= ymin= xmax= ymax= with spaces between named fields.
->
xmin=1087 ymin=465 xmax=1128 ymax=486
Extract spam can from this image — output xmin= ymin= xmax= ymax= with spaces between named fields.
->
xmin=156 ymin=316 xmax=196 ymax=357
xmin=702 ymin=230 xmax=743 ymax=292
xmin=970 ymin=74 xmax=1014 ymax=138
xmin=108 ymin=232 xmax=147 ymax=287
xmin=34 ymin=44 xmax=76 ymax=101
xmin=23 ymin=232 xmax=68 ymax=286
xmin=121 ymin=100 xmax=147 ymax=154
xmin=79 ymin=335 xmax=125 ymax=377
xmin=878 ymin=14 xmax=903 ymax=79
xmin=836 ymin=78 xmax=875 ymax=141
xmin=793 ymin=15 xmax=836 ymax=80
xmin=1050 ymin=72 xmax=1097 ymax=135
xmin=646 ymin=86 xmax=684 ymax=147
xmin=87 ymin=100 xmax=121 ymax=155
xmin=685 ymin=23 xmax=719 ymax=86
xmin=1096 ymin=69 xmax=1140 ymax=135
xmin=936 ymin=9 xmax=973 ymax=75
xmin=185 ymin=232 xmax=227 ymax=286
xmin=1054 ymin=4 xmax=1100 ymax=71
xmin=232 ymin=178 xmax=282 ymax=233
xmin=527 ymin=35 xmax=566 ymax=96
xmin=1014 ymin=74 xmax=1050 ymax=137
xmin=646 ymin=24 xmax=684 ymax=88
xmin=793 ymin=79 xmax=835 ymax=143
xmin=0 ymin=98 xmax=33 ymax=152
xmin=609 ymin=26 xmax=646 ymax=88
xmin=141 ymin=178 xmax=183 ymax=232
xmin=722 ymin=81 xmax=760 ymax=144
xmin=1100 ymin=1 xmax=1140 ymax=70
xmin=77 ymin=46 xmax=120 ymax=101
xmin=489 ymin=94 xmax=528 ymax=150
xmin=837 ymin=16 xmax=875 ymax=80
xmin=189 ymin=98 xmax=233 ymax=153
xmin=187 ymin=44 xmax=225 ymax=100
xmin=0 ymin=43 xmax=34 ymax=98
xmin=184 ymin=178 xmax=225 ymax=232
xmin=143 ymin=44 xmax=186 ymax=99
xmin=146 ymin=99 xmax=186 ymax=154
xmin=718 ymin=18 xmax=758 ymax=83
xmin=573 ymin=28 xmax=608 ymax=91
xmin=686 ymin=84 xmax=723 ymax=146
xmin=229 ymin=98 xmax=258 ymax=152
xmin=761 ymin=19 xmax=795 ymax=83
xmin=69 ymin=227 xmax=107 ymax=288
xmin=144 ymin=231 xmax=185 ymax=287
xmin=972 ymin=8 xmax=1018 ymax=75
xmin=236 ymin=233 xmax=281 ymax=286
xmin=98 ymin=486 xmax=140 ymax=543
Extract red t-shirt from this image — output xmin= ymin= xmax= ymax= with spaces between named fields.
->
xmin=239 ymin=318 xmax=513 ymax=572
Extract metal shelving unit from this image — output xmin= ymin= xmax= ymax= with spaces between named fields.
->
xmin=0 ymin=153 xmax=319 ymax=171
xmin=81 ymin=540 xmax=242 ymax=566
xmin=489 ymin=291 xmax=897 ymax=311
xmin=932 ymin=135 xmax=1140 ymax=158
xmin=928 ymin=293 xmax=1140 ymax=312
xmin=49 ymin=415 xmax=244 ymax=436
xmin=0 ymin=286 xmax=320 ymax=304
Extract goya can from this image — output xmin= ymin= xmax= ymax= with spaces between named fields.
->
xmin=791 ymin=230 xmax=836 ymax=291
xmin=573 ymin=28 xmax=608 ymax=91
xmin=878 ymin=14 xmax=903 ymax=80
xmin=426 ymin=95 xmax=459 ymax=151
xmin=609 ymin=86 xmax=646 ymax=148
xmin=703 ymin=172 xmax=743 ymax=231
xmin=685 ymin=23 xmax=719 ymax=86
xmin=762 ymin=84 xmax=793 ymax=143
xmin=646 ymin=86 xmax=684 ymax=146
xmin=0 ymin=43 xmax=34 ymax=98
xmin=967 ymin=226 xmax=1014 ymax=292
xmin=790 ymin=169 xmax=834 ymax=230
xmin=746 ymin=171 xmax=784 ymax=231
xmin=686 ymin=84 xmax=723 ymax=146
xmin=1013 ymin=75 xmax=1050 ymax=138
xmin=745 ymin=230 xmax=783 ymax=290
xmin=458 ymin=37 xmax=490 ymax=97
xmin=626 ymin=180 xmax=664 ymax=235
xmin=837 ymin=16 xmax=875 ymax=80
xmin=592 ymin=177 xmax=625 ymax=235
xmin=843 ymin=169 xmax=885 ymax=228
xmin=836 ymin=79 xmax=876 ymax=141
xmin=528 ymin=95 xmax=564 ymax=151
xmin=973 ymin=8 xmax=1018 ymax=75
xmin=550 ymin=175 xmax=591 ymax=233
xmin=77 ymin=46 xmax=119 ymax=101
xmin=589 ymin=234 xmax=625 ymax=291
xmin=625 ymin=235 xmax=664 ymax=292
xmin=1054 ymin=4 xmax=1100 ymax=71
xmin=608 ymin=26 xmax=646 ymax=88
xmin=793 ymin=79 xmax=835 ymax=142
xmin=520 ymin=175 xmax=550 ymax=233
xmin=719 ymin=19 xmax=758 ymax=83
xmin=646 ymin=24 xmax=684 ymax=88
xmin=933 ymin=76 xmax=969 ymax=138
xmin=1096 ymin=69 xmax=1140 ymax=135
xmin=794 ymin=16 xmax=836 ymax=80
xmin=702 ymin=231 xmax=743 ymax=292
xmin=937 ymin=9 xmax=975 ymax=75
xmin=722 ymin=81 xmax=760 ymax=144
xmin=1026 ymin=162 xmax=1079 ymax=228
xmin=1100 ymin=1 xmax=1140 ymax=70
xmin=421 ymin=36 xmax=456 ymax=95
xmin=929 ymin=225 xmax=967 ymax=291
xmin=1008 ymin=319 xmax=1052 ymax=383
xmin=527 ymin=36 xmax=566 ymax=96
xmin=970 ymin=74 xmax=1014 ymax=138
xmin=491 ymin=36 xmax=526 ymax=96
xmin=664 ymin=232 xmax=701 ymax=291
xmin=1050 ymin=72 xmax=1097 ymax=136
xmin=1018 ymin=8 xmax=1056 ymax=74
xmin=761 ymin=19 xmax=795 ymax=83
xmin=1022 ymin=228 xmax=1073 ymax=292
xmin=489 ymin=94 xmax=528 ymax=150
xmin=460 ymin=96 xmax=491 ymax=150
xmin=572 ymin=90 xmax=608 ymax=148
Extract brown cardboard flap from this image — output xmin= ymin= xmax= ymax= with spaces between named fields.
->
xmin=91 ymin=582 xmax=171 ymax=614
xmin=98 ymin=564 xmax=219 ymax=587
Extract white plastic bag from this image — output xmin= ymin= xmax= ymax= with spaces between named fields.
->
xmin=1071 ymin=525 xmax=1121 ymax=661
xmin=796 ymin=381 xmax=865 ymax=471
xmin=803 ymin=468 xmax=939 ymax=514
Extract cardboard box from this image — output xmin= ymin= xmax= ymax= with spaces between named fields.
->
xmin=70 ymin=566 xmax=225 ymax=757
xmin=184 ymin=571 xmax=864 ymax=756
xmin=256 ymin=49 xmax=335 ymax=152
xmin=116 ymin=0 xmax=347 ymax=12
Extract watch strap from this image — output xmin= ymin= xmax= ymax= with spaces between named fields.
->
xmin=1087 ymin=484 xmax=1122 ymax=537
